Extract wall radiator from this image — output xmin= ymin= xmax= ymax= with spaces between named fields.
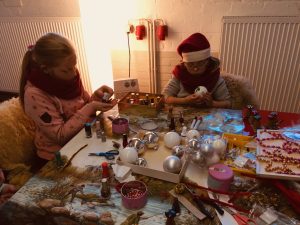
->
xmin=0 ymin=17 xmax=91 ymax=93
xmin=220 ymin=16 xmax=300 ymax=113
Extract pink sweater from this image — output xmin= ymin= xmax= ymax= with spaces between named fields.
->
xmin=24 ymin=82 xmax=95 ymax=160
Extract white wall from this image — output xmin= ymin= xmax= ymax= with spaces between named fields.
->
xmin=1 ymin=0 xmax=300 ymax=98
xmin=0 ymin=0 xmax=80 ymax=17
xmin=1 ymin=0 xmax=299 ymax=52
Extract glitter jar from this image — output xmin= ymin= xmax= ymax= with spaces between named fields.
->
xmin=121 ymin=181 xmax=147 ymax=209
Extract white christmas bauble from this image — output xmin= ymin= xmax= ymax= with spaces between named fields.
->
xmin=163 ymin=155 xmax=182 ymax=173
xmin=212 ymin=139 xmax=227 ymax=156
xmin=205 ymin=152 xmax=220 ymax=166
xmin=164 ymin=132 xmax=181 ymax=149
xmin=186 ymin=129 xmax=200 ymax=140
xmin=120 ymin=147 xmax=138 ymax=164
xmin=194 ymin=86 xmax=208 ymax=96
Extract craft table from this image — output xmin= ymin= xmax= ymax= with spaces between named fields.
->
xmin=0 ymin=106 xmax=299 ymax=225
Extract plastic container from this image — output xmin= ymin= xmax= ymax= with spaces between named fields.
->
xmin=207 ymin=163 xmax=233 ymax=192
xmin=121 ymin=180 xmax=147 ymax=209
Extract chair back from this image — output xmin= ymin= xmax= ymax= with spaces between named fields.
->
xmin=221 ymin=72 xmax=259 ymax=109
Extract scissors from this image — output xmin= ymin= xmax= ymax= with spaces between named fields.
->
xmin=223 ymin=207 xmax=256 ymax=225
xmin=88 ymin=150 xmax=119 ymax=160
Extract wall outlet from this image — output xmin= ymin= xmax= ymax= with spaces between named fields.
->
xmin=114 ymin=78 xmax=139 ymax=99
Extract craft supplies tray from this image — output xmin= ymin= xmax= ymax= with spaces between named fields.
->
xmin=118 ymin=92 xmax=164 ymax=118
xmin=256 ymin=129 xmax=300 ymax=180
xmin=221 ymin=133 xmax=256 ymax=175
xmin=116 ymin=139 xmax=189 ymax=183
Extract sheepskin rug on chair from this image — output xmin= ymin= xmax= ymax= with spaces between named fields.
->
xmin=0 ymin=97 xmax=36 ymax=188
xmin=221 ymin=73 xmax=260 ymax=109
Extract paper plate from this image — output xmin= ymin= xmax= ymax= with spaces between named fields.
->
xmin=140 ymin=121 xmax=158 ymax=131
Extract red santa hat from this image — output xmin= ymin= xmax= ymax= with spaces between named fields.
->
xmin=177 ymin=33 xmax=211 ymax=62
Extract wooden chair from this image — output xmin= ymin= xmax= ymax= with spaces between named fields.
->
xmin=221 ymin=72 xmax=259 ymax=109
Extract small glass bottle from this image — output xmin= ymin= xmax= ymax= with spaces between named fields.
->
xmin=96 ymin=121 xmax=102 ymax=138
xmin=55 ymin=151 xmax=64 ymax=167
xmin=135 ymin=93 xmax=140 ymax=104
xmin=122 ymin=133 xmax=128 ymax=148
xmin=100 ymin=178 xmax=111 ymax=198
xmin=168 ymin=107 xmax=173 ymax=120
xmin=180 ymin=126 xmax=188 ymax=145
xmin=156 ymin=96 xmax=161 ymax=104
xmin=84 ymin=123 xmax=92 ymax=138
xmin=169 ymin=117 xmax=176 ymax=131
xmin=144 ymin=94 xmax=150 ymax=105
xmin=179 ymin=112 xmax=184 ymax=126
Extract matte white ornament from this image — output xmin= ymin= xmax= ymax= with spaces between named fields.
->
xmin=212 ymin=139 xmax=227 ymax=156
xmin=120 ymin=147 xmax=138 ymax=164
xmin=163 ymin=155 xmax=182 ymax=173
xmin=186 ymin=129 xmax=200 ymax=140
xmin=205 ymin=152 xmax=220 ymax=166
xmin=194 ymin=86 xmax=208 ymax=96
xmin=164 ymin=132 xmax=181 ymax=149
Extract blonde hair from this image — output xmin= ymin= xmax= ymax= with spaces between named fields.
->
xmin=19 ymin=33 xmax=76 ymax=107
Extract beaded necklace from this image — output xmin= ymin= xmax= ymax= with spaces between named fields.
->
xmin=257 ymin=130 xmax=300 ymax=176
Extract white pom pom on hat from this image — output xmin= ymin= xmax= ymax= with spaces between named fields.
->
xmin=177 ymin=33 xmax=211 ymax=62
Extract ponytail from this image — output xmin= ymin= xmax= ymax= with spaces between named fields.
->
xmin=19 ymin=50 xmax=33 ymax=108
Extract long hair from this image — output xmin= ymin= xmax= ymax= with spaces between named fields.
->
xmin=19 ymin=33 xmax=76 ymax=108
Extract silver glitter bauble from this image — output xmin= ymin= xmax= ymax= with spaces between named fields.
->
xmin=128 ymin=138 xmax=145 ymax=155
xmin=136 ymin=157 xmax=147 ymax=167
xmin=188 ymin=138 xmax=201 ymax=150
xmin=200 ymin=143 xmax=214 ymax=157
xmin=143 ymin=131 xmax=159 ymax=149
xmin=190 ymin=151 xmax=206 ymax=167
xmin=163 ymin=155 xmax=182 ymax=174
xmin=172 ymin=145 xmax=185 ymax=158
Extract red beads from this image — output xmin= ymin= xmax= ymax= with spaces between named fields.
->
xmin=124 ymin=188 xmax=144 ymax=199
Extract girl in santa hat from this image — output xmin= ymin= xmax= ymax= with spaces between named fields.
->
xmin=162 ymin=33 xmax=231 ymax=108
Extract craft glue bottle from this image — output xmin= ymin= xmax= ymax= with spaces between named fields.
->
xmin=100 ymin=178 xmax=111 ymax=198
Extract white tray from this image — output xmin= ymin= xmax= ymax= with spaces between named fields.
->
xmin=256 ymin=129 xmax=300 ymax=181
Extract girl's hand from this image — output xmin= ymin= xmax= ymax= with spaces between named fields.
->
xmin=203 ymin=92 xmax=213 ymax=107
xmin=185 ymin=94 xmax=205 ymax=104
xmin=91 ymin=85 xmax=114 ymax=102
xmin=91 ymin=99 xmax=118 ymax=112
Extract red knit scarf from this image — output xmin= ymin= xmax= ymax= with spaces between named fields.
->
xmin=173 ymin=62 xmax=220 ymax=94
xmin=26 ymin=65 xmax=83 ymax=99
